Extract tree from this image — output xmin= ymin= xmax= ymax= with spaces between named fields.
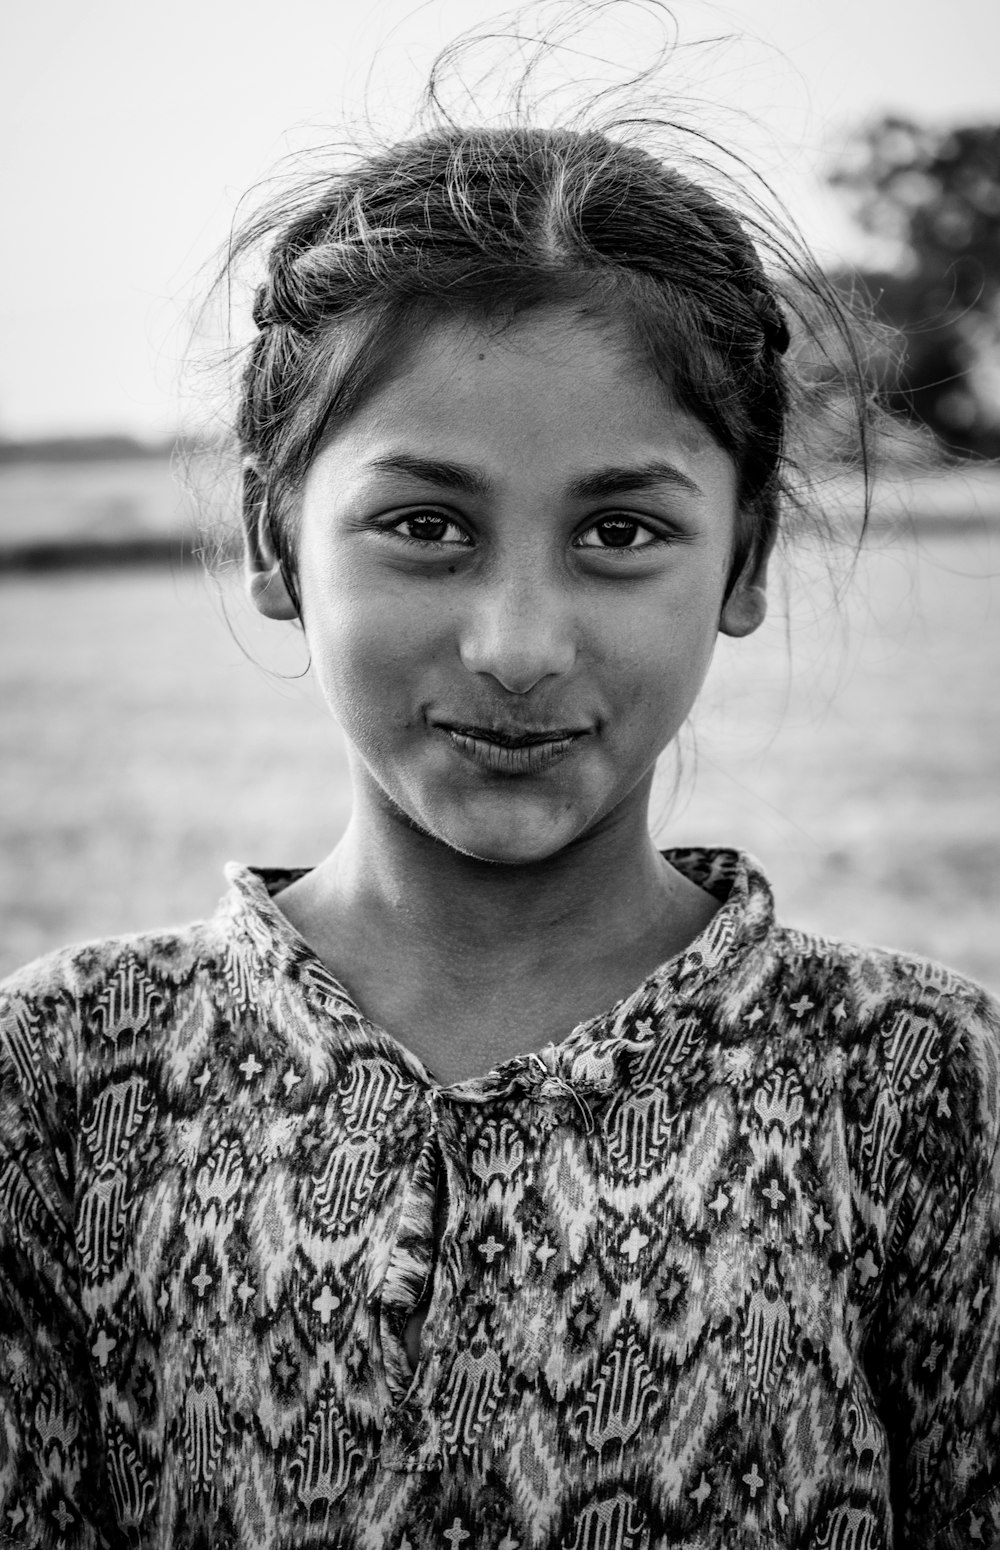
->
xmin=829 ymin=116 xmax=1000 ymax=456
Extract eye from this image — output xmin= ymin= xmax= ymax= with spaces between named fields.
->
xmin=387 ymin=510 xmax=470 ymax=546
xmin=576 ymin=516 xmax=659 ymax=551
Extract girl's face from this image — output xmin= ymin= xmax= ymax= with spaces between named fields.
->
xmin=249 ymin=307 xmax=768 ymax=864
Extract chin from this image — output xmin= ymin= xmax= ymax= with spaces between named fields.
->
xmin=366 ymin=780 xmax=573 ymax=864
xmin=452 ymin=836 xmax=569 ymax=867
xmin=432 ymin=807 xmax=594 ymax=867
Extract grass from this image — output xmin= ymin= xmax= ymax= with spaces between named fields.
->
xmin=2 ymin=527 xmax=998 ymax=992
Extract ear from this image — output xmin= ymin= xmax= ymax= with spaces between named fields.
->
xmin=242 ymin=461 xmax=298 ymax=620
xmin=718 ymin=548 xmax=770 ymax=639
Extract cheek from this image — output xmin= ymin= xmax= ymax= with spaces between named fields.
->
xmin=304 ymin=580 xmax=435 ymax=734
xmin=603 ymin=595 xmax=720 ymax=697
xmin=317 ymin=615 xmax=396 ymax=709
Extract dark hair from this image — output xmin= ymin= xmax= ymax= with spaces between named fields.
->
xmin=222 ymin=21 xmax=875 ymax=605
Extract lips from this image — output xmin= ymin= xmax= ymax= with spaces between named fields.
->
xmin=436 ymin=721 xmax=589 ymax=776
xmin=446 ymin=723 xmax=587 ymax=748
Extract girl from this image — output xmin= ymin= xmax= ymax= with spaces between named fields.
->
xmin=2 ymin=27 xmax=998 ymax=1550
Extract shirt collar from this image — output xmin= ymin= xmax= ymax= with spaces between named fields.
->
xmin=217 ymin=847 xmax=776 ymax=1098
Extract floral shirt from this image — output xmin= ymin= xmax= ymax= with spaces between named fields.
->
xmin=1 ymin=849 xmax=999 ymax=1550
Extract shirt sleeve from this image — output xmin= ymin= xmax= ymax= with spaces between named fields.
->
xmin=866 ymin=984 xmax=1000 ymax=1549
xmin=0 ymin=971 xmax=115 ymax=1550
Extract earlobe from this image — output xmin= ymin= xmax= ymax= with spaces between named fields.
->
xmin=248 ymin=565 xmax=298 ymax=619
xmin=242 ymin=462 xmax=298 ymax=620
xmin=719 ymin=553 xmax=769 ymax=639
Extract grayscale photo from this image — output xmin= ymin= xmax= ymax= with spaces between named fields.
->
xmin=1 ymin=1 xmax=998 ymax=1545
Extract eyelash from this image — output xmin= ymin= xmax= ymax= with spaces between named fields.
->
xmin=387 ymin=512 xmax=471 ymax=547
xmin=382 ymin=510 xmax=669 ymax=554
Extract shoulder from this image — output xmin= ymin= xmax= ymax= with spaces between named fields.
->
xmin=774 ymin=924 xmax=1000 ymax=1067
xmin=770 ymin=925 xmax=1000 ymax=1196
xmin=773 ymin=923 xmax=998 ymax=1023
xmin=0 ymin=916 xmax=227 ymax=1108
xmin=1 ymin=914 xmax=227 ymax=1012
xmin=773 ymin=923 xmax=999 ymax=1091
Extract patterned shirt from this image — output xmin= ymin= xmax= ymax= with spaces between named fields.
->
xmin=1 ymin=849 xmax=999 ymax=1550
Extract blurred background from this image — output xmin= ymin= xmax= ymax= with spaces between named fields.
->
xmin=2 ymin=0 xmax=999 ymax=989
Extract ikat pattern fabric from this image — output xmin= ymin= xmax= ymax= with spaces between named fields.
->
xmin=1 ymin=849 xmax=999 ymax=1550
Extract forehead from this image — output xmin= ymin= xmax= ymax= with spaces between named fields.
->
xmin=311 ymin=306 xmax=733 ymax=493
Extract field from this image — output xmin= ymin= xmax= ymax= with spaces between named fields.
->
xmin=0 ymin=455 xmax=201 ymax=551
xmin=2 ymin=519 xmax=998 ymax=993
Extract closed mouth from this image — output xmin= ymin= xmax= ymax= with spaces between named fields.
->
xmin=436 ymin=721 xmax=589 ymax=775
xmin=443 ymin=723 xmax=587 ymax=748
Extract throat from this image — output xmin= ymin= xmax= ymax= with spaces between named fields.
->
xmin=272 ymin=845 xmax=721 ymax=1084
xmin=394 ymin=1004 xmax=558 ymax=1087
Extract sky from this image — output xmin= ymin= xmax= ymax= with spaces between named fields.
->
xmin=2 ymin=0 xmax=998 ymax=438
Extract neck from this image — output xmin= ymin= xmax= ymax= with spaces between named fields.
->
xmin=273 ymin=774 xmax=718 ymax=1081
xmin=329 ymin=777 xmax=670 ymax=964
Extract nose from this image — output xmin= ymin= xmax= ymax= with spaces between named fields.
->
xmin=458 ymin=572 xmax=577 ymax=694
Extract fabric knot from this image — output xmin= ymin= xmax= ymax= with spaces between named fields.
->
xmin=528 ymin=1058 xmax=596 ymax=1133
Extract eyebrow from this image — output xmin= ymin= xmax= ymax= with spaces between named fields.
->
xmin=568 ymin=461 xmax=703 ymax=500
xmin=364 ymin=453 xmax=703 ymax=501
xmin=365 ymin=454 xmax=491 ymax=498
